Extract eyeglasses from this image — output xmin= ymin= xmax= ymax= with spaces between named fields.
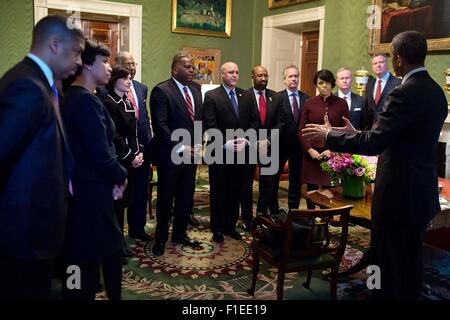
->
xmin=125 ymin=62 xmax=138 ymax=67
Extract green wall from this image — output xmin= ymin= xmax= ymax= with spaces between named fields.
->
xmin=0 ymin=0 xmax=448 ymax=99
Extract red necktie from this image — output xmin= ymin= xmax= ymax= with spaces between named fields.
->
xmin=258 ymin=91 xmax=266 ymax=125
xmin=374 ymin=79 xmax=382 ymax=106
xmin=127 ymin=90 xmax=140 ymax=120
xmin=183 ymin=87 xmax=195 ymax=122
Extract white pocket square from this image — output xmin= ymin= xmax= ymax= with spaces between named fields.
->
xmin=354 ymin=108 xmax=361 ymax=111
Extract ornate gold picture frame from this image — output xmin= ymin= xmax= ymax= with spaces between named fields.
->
xmin=268 ymin=0 xmax=316 ymax=9
xmin=172 ymin=0 xmax=232 ymax=38
xmin=183 ymin=47 xmax=221 ymax=85
xmin=368 ymin=0 xmax=450 ymax=54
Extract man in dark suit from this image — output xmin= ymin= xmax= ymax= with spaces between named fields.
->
xmin=242 ymin=66 xmax=284 ymax=226
xmin=0 ymin=15 xmax=84 ymax=299
xmin=115 ymin=51 xmax=154 ymax=242
xmin=302 ymin=31 xmax=448 ymax=300
xmin=276 ymin=65 xmax=309 ymax=212
xmin=203 ymin=62 xmax=259 ymax=243
xmin=150 ymin=52 xmax=202 ymax=256
xmin=336 ymin=67 xmax=366 ymax=129
xmin=362 ymin=53 xmax=401 ymax=128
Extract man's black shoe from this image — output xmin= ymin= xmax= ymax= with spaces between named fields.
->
xmin=172 ymin=237 xmax=201 ymax=248
xmin=152 ymin=242 xmax=165 ymax=256
xmin=225 ymin=230 xmax=242 ymax=240
xmin=188 ymin=215 xmax=200 ymax=227
xmin=212 ymin=232 xmax=224 ymax=243
xmin=129 ymin=232 xmax=154 ymax=242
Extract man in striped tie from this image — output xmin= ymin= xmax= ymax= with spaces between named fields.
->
xmin=149 ymin=52 xmax=203 ymax=256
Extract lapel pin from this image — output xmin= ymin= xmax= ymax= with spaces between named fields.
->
xmin=239 ymin=93 xmax=242 ymax=97
xmin=269 ymin=97 xmax=272 ymax=102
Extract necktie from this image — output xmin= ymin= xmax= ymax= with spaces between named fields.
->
xmin=183 ymin=86 xmax=195 ymax=122
xmin=291 ymin=93 xmax=299 ymax=121
xmin=258 ymin=91 xmax=266 ymax=125
xmin=230 ymin=90 xmax=238 ymax=117
xmin=127 ymin=90 xmax=140 ymax=120
xmin=51 ymin=84 xmax=73 ymax=195
xmin=343 ymin=96 xmax=350 ymax=110
xmin=374 ymin=79 xmax=382 ymax=106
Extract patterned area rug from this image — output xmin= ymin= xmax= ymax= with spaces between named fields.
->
xmin=107 ymin=167 xmax=449 ymax=300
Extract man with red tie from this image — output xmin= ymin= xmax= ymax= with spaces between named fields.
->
xmin=149 ymin=52 xmax=202 ymax=256
xmin=362 ymin=53 xmax=401 ymax=129
xmin=242 ymin=66 xmax=284 ymax=227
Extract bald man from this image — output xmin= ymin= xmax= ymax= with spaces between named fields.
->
xmin=0 ymin=15 xmax=84 ymax=299
xmin=203 ymin=62 xmax=259 ymax=243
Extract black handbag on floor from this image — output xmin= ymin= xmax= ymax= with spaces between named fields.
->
xmin=261 ymin=209 xmax=329 ymax=255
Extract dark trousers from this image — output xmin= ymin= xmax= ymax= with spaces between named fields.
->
xmin=62 ymin=249 xmax=123 ymax=300
xmin=256 ymin=164 xmax=277 ymax=215
xmin=127 ymin=162 xmax=151 ymax=235
xmin=0 ymin=257 xmax=53 ymax=300
xmin=272 ymin=146 xmax=302 ymax=211
xmin=240 ymin=164 xmax=255 ymax=223
xmin=209 ymin=164 xmax=245 ymax=233
xmin=155 ymin=163 xmax=196 ymax=244
xmin=370 ymin=221 xmax=427 ymax=300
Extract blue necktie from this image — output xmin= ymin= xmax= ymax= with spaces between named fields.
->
xmin=229 ymin=90 xmax=238 ymax=117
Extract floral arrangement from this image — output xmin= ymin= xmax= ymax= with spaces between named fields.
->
xmin=320 ymin=152 xmax=377 ymax=185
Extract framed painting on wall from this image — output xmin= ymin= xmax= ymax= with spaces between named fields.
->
xmin=268 ymin=0 xmax=317 ymax=9
xmin=172 ymin=0 xmax=232 ymax=38
xmin=369 ymin=0 xmax=450 ymax=53
xmin=183 ymin=47 xmax=221 ymax=84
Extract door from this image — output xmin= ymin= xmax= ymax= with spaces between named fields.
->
xmin=82 ymin=20 xmax=119 ymax=64
xmin=266 ymin=28 xmax=301 ymax=92
xmin=300 ymin=31 xmax=319 ymax=97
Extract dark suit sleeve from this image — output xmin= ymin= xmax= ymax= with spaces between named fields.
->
xmin=77 ymin=95 xmax=127 ymax=185
xmin=102 ymin=98 xmax=134 ymax=165
xmin=138 ymin=84 xmax=152 ymax=147
xmin=150 ymin=86 xmax=177 ymax=149
xmin=248 ymin=95 xmax=259 ymax=131
xmin=327 ymin=88 xmax=415 ymax=155
xmin=202 ymin=91 xmax=217 ymax=130
xmin=0 ymin=79 xmax=47 ymax=171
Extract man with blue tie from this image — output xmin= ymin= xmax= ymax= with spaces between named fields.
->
xmin=276 ymin=65 xmax=309 ymax=212
xmin=203 ymin=62 xmax=259 ymax=243
xmin=0 ymin=15 xmax=84 ymax=299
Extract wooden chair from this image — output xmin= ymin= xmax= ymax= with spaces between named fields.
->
xmin=247 ymin=205 xmax=352 ymax=300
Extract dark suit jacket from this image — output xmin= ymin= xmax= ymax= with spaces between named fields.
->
xmin=362 ymin=73 xmax=401 ymax=128
xmin=62 ymin=86 xmax=127 ymax=263
xmin=150 ymin=78 xmax=202 ymax=164
xmin=247 ymin=88 xmax=284 ymax=142
xmin=0 ymin=57 xmax=70 ymax=260
xmin=278 ymin=89 xmax=309 ymax=150
xmin=328 ymin=71 xmax=447 ymax=225
xmin=203 ymin=86 xmax=259 ymax=144
xmin=348 ymin=92 xmax=366 ymax=130
xmin=132 ymin=80 xmax=152 ymax=148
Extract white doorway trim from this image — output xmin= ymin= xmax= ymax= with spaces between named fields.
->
xmin=33 ymin=0 xmax=143 ymax=81
xmin=261 ymin=6 xmax=325 ymax=74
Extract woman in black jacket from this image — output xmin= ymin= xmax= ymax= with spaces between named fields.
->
xmin=103 ymin=65 xmax=144 ymax=263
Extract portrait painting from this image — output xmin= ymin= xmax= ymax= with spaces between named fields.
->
xmin=172 ymin=0 xmax=232 ymax=37
xmin=183 ymin=47 xmax=221 ymax=84
xmin=369 ymin=0 xmax=450 ymax=53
